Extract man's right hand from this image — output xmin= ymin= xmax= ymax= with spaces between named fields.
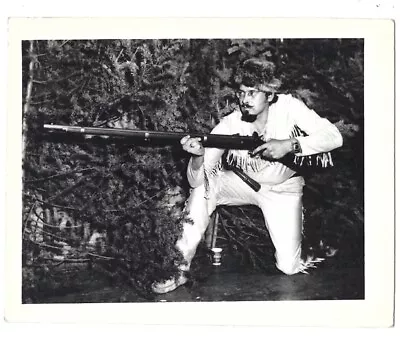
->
xmin=180 ymin=135 xmax=205 ymax=157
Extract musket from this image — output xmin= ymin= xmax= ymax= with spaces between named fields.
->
xmin=43 ymin=124 xmax=264 ymax=150
xmin=43 ymin=124 xmax=263 ymax=191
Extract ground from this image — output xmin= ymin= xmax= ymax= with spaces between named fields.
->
xmin=36 ymin=251 xmax=364 ymax=303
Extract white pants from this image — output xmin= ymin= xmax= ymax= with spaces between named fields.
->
xmin=176 ymin=170 xmax=306 ymax=275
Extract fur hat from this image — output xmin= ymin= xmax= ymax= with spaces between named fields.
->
xmin=235 ymin=58 xmax=282 ymax=93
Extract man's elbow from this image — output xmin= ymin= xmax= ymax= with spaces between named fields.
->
xmin=334 ymin=130 xmax=344 ymax=149
xmin=330 ymin=125 xmax=344 ymax=150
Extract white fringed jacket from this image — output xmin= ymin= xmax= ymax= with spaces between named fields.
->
xmin=187 ymin=94 xmax=343 ymax=191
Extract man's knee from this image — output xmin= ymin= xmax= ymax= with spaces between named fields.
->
xmin=178 ymin=222 xmax=203 ymax=247
xmin=276 ymin=262 xmax=299 ymax=275
xmin=275 ymin=254 xmax=302 ymax=275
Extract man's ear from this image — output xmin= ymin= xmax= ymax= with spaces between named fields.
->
xmin=266 ymin=92 xmax=275 ymax=103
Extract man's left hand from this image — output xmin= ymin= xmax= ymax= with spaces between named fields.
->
xmin=251 ymin=139 xmax=292 ymax=160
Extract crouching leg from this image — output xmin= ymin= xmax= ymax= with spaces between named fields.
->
xmin=259 ymin=190 xmax=320 ymax=276
xmin=152 ymin=184 xmax=216 ymax=294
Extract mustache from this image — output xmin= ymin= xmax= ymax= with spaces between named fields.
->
xmin=240 ymin=102 xmax=253 ymax=109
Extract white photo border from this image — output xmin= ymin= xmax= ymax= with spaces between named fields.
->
xmin=5 ymin=17 xmax=395 ymax=327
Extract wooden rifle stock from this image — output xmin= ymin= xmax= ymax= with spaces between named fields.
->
xmin=43 ymin=124 xmax=264 ymax=150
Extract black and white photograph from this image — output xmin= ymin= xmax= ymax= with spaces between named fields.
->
xmin=4 ymin=17 xmax=395 ymax=327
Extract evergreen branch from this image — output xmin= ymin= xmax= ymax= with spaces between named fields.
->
xmin=31 ymin=210 xmax=82 ymax=229
xmin=239 ymin=230 xmax=262 ymax=240
xmin=25 ymin=238 xmax=64 ymax=251
xmin=27 ymin=71 xmax=85 ymax=100
xmin=24 ymin=167 xmax=97 ymax=184
xmin=22 ymin=52 xmax=47 ymax=59
xmin=66 ymin=79 xmax=88 ymax=96
xmin=86 ymin=252 xmax=115 ymax=260
xmin=224 ymin=206 xmax=269 ymax=236
xmin=101 ymin=64 xmax=120 ymax=79
xmin=25 ymin=151 xmax=43 ymax=156
xmin=27 ymin=184 xmax=174 ymax=215
xmin=43 ymin=258 xmax=90 ymax=265
xmin=247 ymin=247 xmax=257 ymax=268
xmin=46 ymin=172 xmax=97 ymax=202
xmin=115 ymin=48 xmax=124 ymax=63
xmin=41 ymin=71 xmax=85 ymax=84
xmin=219 ymin=208 xmax=270 ymax=268
xmin=24 ymin=193 xmax=92 ymax=212
xmin=25 ymin=226 xmax=76 ymax=242
xmin=32 ymin=79 xmax=49 ymax=84
xmin=219 ymin=217 xmax=246 ymax=250
xmin=105 ymin=186 xmax=171 ymax=213
xmin=80 ymin=76 xmax=92 ymax=94
xmin=24 ymin=242 xmax=115 ymax=262
xmin=77 ymin=176 xmax=109 ymax=211
xmin=23 ymin=202 xmax=38 ymax=242
xmin=32 ymin=187 xmax=47 ymax=193
xmin=30 ymin=259 xmax=67 ymax=268
xmin=59 ymin=40 xmax=71 ymax=48
xmin=27 ymin=92 xmax=53 ymax=99
xmin=29 ymin=99 xmax=56 ymax=105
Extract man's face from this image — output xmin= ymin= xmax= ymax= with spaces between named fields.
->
xmin=237 ymin=85 xmax=270 ymax=119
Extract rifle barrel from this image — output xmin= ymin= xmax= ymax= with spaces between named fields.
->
xmin=43 ymin=124 xmax=263 ymax=150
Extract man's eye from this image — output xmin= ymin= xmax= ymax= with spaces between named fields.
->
xmin=248 ymin=91 xmax=255 ymax=97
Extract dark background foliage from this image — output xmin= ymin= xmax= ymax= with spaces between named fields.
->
xmin=21 ymin=39 xmax=363 ymax=302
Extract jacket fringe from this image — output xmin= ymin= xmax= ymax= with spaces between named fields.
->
xmin=291 ymin=125 xmax=334 ymax=168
